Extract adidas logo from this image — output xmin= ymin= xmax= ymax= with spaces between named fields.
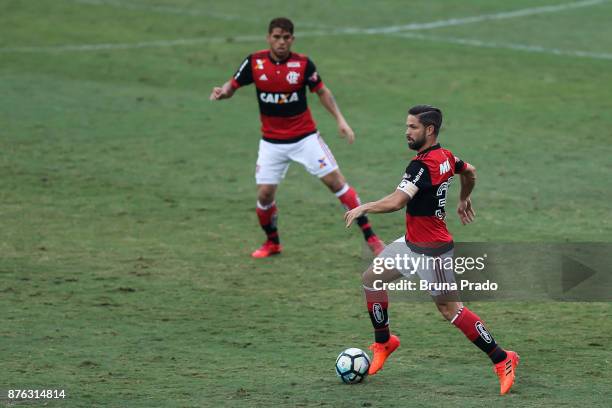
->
xmin=259 ymin=74 xmax=268 ymax=81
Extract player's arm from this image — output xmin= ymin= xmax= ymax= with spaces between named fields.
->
xmin=209 ymin=80 xmax=236 ymax=100
xmin=316 ymin=85 xmax=355 ymax=144
xmin=345 ymin=190 xmax=410 ymax=227
xmin=345 ymin=163 xmax=424 ymax=227
xmin=456 ymin=162 xmax=477 ymax=225
xmin=305 ymin=58 xmax=355 ymax=144
xmin=210 ymin=55 xmax=253 ymax=101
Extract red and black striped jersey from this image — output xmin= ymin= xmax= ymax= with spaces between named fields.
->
xmin=230 ymin=50 xmax=324 ymax=143
xmin=396 ymin=144 xmax=468 ymax=255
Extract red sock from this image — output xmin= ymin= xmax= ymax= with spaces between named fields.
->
xmin=364 ymin=286 xmax=389 ymax=343
xmin=336 ymin=185 xmax=374 ymax=240
xmin=336 ymin=184 xmax=360 ymax=210
xmin=256 ymin=201 xmax=279 ymax=244
xmin=452 ymin=306 xmax=507 ymax=364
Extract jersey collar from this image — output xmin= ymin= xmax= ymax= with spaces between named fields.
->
xmin=268 ymin=52 xmax=292 ymax=65
xmin=417 ymin=143 xmax=441 ymax=156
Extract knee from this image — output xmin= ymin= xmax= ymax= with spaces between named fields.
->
xmin=436 ymin=302 xmax=462 ymax=321
xmin=330 ymin=180 xmax=346 ymax=194
xmin=323 ymin=171 xmax=346 ymax=193
xmin=362 ymin=268 xmax=375 ymax=288
xmin=257 ymin=189 xmax=275 ymax=205
xmin=439 ymin=307 xmax=455 ymax=321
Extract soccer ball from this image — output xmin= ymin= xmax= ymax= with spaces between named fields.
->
xmin=335 ymin=348 xmax=370 ymax=384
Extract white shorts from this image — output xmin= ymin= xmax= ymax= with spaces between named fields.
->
xmin=375 ymin=236 xmax=456 ymax=297
xmin=255 ymin=132 xmax=339 ymax=185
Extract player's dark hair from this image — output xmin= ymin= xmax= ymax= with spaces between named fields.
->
xmin=408 ymin=105 xmax=443 ymax=136
xmin=269 ymin=17 xmax=294 ymax=34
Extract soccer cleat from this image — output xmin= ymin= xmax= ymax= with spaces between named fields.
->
xmin=494 ymin=350 xmax=520 ymax=395
xmin=251 ymin=241 xmax=282 ymax=258
xmin=367 ymin=334 xmax=400 ymax=375
xmin=367 ymin=235 xmax=385 ymax=256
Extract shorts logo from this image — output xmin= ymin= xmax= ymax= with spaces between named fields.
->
xmin=373 ymin=303 xmax=385 ymax=324
xmin=475 ymin=321 xmax=492 ymax=343
xmin=259 ymin=92 xmax=299 ymax=104
xmin=286 ymin=71 xmax=300 ymax=84
xmin=318 ymin=157 xmax=327 ymax=168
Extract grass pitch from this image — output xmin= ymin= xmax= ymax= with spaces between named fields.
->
xmin=1 ymin=0 xmax=611 ymax=406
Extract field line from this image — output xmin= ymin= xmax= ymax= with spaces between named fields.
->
xmin=1 ymin=0 xmax=609 ymax=62
xmin=69 ymin=0 xmax=327 ymax=28
xmin=343 ymin=0 xmax=607 ymax=33
xmin=0 ymin=35 xmax=263 ymax=53
xmin=71 ymin=0 xmax=607 ymax=32
xmin=392 ymin=32 xmax=612 ymax=61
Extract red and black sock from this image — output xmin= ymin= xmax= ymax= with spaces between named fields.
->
xmin=336 ymin=185 xmax=374 ymax=240
xmin=364 ymin=286 xmax=390 ymax=343
xmin=451 ymin=306 xmax=508 ymax=364
xmin=256 ymin=201 xmax=279 ymax=244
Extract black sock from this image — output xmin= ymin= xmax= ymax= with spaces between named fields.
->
xmin=357 ymin=216 xmax=375 ymax=240
xmin=256 ymin=204 xmax=279 ymax=244
xmin=488 ymin=346 xmax=508 ymax=364
xmin=452 ymin=306 xmax=508 ymax=364
xmin=364 ymin=286 xmax=390 ymax=343
xmin=262 ymin=225 xmax=279 ymax=244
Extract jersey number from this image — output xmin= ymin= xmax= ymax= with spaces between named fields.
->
xmin=435 ymin=177 xmax=452 ymax=219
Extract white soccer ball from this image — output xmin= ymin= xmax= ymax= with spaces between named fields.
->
xmin=335 ymin=347 xmax=370 ymax=384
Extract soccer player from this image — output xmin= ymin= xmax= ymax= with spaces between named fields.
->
xmin=345 ymin=105 xmax=519 ymax=395
xmin=210 ymin=17 xmax=384 ymax=258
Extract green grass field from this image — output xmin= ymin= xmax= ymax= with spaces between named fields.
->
xmin=1 ymin=0 xmax=611 ymax=406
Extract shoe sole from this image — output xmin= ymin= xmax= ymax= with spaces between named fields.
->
xmin=251 ymin=251 xmax=282 ymax=258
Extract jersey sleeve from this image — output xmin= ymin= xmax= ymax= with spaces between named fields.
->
xmin=305 ymin=58 xmax=324 ymax=92
xmin=397 ymin=160 xmax=431 ymax=198
xmin=230 ymin=55 xmax=253 ymax=89
xmin=454 ymin=155 xmax=467 ymax=173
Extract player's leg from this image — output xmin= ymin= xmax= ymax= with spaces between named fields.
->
xmin=362 ymin=261 xmax=402 ymax=345
xmin=291 ymin=133 xmax=384 ymax=254
xmin=252 ymin=184 xmax=281 ymax=257
xmin=422 ymin=251 xmax=519 ymax=395
xmin=361 ymin=238 xmax=406 ymax=374
xmin=442 ymin=300 xmax=519 ymax=394
xmin=321 ymin=170 xmax=384 ymax=255
xmin=252 ymin=140 xmax=290 ymax=258
xmin=441 ymin=299 xmax=520 ymax=395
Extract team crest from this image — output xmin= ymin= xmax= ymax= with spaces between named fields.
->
xmin=256 ymin=59 xmax=265 ymax=70
xmin=286 ymin=71 xmax=300 ymax=84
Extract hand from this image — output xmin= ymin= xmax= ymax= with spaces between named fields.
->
xmin=209 ymin=86 xmax=226 ymax=101
xmin=338 ymin=120 xmax=355 ymax=144
xmin=457 ymin=198 xmax=476 ymax=225
xmin=344 ymin=205 xmax=366 ymax=227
